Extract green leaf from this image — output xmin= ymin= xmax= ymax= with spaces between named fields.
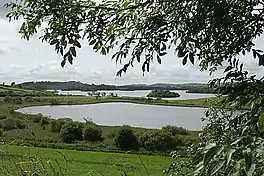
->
xmin=209 ymin=159 xmax=225 ymax=175
xmin=61 ymin=59 xmax=66 ymax=67
xmin=182 ymin=55 xmax=188 ymax=65
xmin=50 ymin=39 xmax=58 ymax=45
xmin=89 ymin=40 xmax=96 ymax=45
xmin=258 ymin=113 xmax=264 ymax=132
xmin=101 ymin=47 xmax=107 ymax=55
xmin=224 ymin=66 xmax=233 ymax=73
xmin=189 ymin=52 xmax=194 ymax=65
xmin=259 ymin=55 xmax=264 ymax=66
xmin=226 ymin=148 xmax=236 ymax=166
xmin=74 ymin=40 xmax=81 ymax=48
xmin=68 ymin=54 xmax=73 ymax=64
xmin=159 ymin=52 xmax=167 ymax=56
xmin=247 ymin=164 xmax=256 ymax=176
xmin=70 ymin=47 xmax=76 ymax=57
xmin=157 ymin=55 xmax=161 ymax=64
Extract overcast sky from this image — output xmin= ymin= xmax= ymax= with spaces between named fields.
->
xmin=0 ymin=1 xmax=263 ymax=85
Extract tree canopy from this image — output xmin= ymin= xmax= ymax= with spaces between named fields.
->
xmin=4 ymin=0 xmax=264 ymax=175
xmin=5 ymin=0 xmax=264 ymax=75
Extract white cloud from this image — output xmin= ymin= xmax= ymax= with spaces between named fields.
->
xmin=0 ymin=5 xmax=262 ymax=85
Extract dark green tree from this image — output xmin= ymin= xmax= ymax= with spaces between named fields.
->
xmin=59 ymin=122 xmax=83 ymax=143
xmin=82 ymin=125 xmax=103 ymax=142
xmin=139 ymin=130 xmax=177 ymax=151
xmin=114 ymin=126 xmax=139 ymax=151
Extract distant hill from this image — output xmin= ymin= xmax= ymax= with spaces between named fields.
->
xmin=18 ymin=81 xmax=216 ymax=94
xmin=0 ymin=85 xmax=54 ymax=97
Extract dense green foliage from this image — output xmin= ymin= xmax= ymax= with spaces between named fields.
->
xmin=139 ymin=130 xmax=179 ymax=151
xmin=114 ymin=126 xmax=139 ymax=151
xmin=50 ymin=118 xmax=73 ymax=133
xmin=147 ymin=90 xmax=180 ymax=98
xmin=0 ymin=118 xmax=26 ymax=130
xmin=59 ymin=122 xmax=83 ymax=143
xmin=82 ymin=125 xmax=103 ymax=142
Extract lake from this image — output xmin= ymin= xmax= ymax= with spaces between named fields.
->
xmin=57 ymin=90 xmax=215 ymax=100
xmin=17 ymin=103 xmax=207 ymax=130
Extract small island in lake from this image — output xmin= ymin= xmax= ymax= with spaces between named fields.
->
xmin=147 ymin=90 xmax=180 ymax=98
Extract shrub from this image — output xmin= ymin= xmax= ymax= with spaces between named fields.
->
xmin=15 ymin=119 xmax=27 ymax=129
xmin=114 ymin=126 xmax=139 ymax=151
xmin=59 ymin=122 xmax=83 ymax=143
xmin=161 ymin=125 xmax=189 ymax=135
xmin=0 ymin=115 xmax=7 ymax=120
xmin=49 ymin=99 xmax=59 ymax=105
xmin=12 ymin=97 xmax=23 ymax=104
xmin=139 ymin=130 xmax=179 ymax=151
xmin=40 ymin=117 xmax=50 ymax=126
xmin=25 ymin=96 xmax=34 ymax=102
xmin=82 ymin=125 xmax=103 ymax=142
xmin=50 ymin=118 xmax=73 ymax=133
xmin=1 ymin=118 xmax=17 ymax=130
xmin=4 ymin=96 xmax=22 ymax=104
xmin=4 ymin=96 xmax=12 ymax=103
xmin=33 ymin=114 xmax=43 ymax=123
xmin=0 ymin=129 xmax=2 ymax=136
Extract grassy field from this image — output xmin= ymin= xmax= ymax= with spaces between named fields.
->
xmin=0 ymin=145 xmax=180 ymax=176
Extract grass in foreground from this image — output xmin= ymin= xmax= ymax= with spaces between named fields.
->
xmin=0 ymin=145 xmax=178 ymax=176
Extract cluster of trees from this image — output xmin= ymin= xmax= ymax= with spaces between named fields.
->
xmin=147 ymin=90 xmax=180 ymax=98
xmin=32 ymin=115 xmax=189 ymax=152
xmin=186 ymin=86 xmax=216 ymax=94
xmin=115 ymin=125 xmax=188 ymax=151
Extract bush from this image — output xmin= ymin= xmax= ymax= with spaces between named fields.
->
xmin=4 ymin=96 xmax=22 ymax=104
xmin=114 ymin=126 xmax=139 ymax=151
xmin=4 ymin=96 xmax=12 ymax=103
xmin=25 ymin=96 xmax=34 ymax=102
xmin=50 ymin=118 xmax=73 ymax=133
xmin=0 ymin=129 xmax=3 ymax=136
xmin=59 ymin=122 xmax=83 ymax=143
xmin=1 ymin=118 xmax=17 ymax=130
xmin=139 ymin=130 xmax=179 ymax=151
xmin=161 ymin=125 xmax=189 ymax=135
xmin=49 ymin=99 xmax=58 ymax=105
xmin=12 ymin=97 xmax=23 ymax=104
xmin=40 ymin=117 xmax=50 ymax=126
xmin=0 ymin=115 xmax=7 ymax=120
xmin=15 ymin=119 xmax=27 ymax=129
xmin=82 ymin=125 xmax=103 ymax=142
xmin=33 ymin=114 xmax=43 ymax=123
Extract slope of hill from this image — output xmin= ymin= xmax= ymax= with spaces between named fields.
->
xmin=0 ymin=85 xmax=54 ymax=97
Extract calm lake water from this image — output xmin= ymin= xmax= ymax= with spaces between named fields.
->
xmin=17 ymin=103 xmax=207 ymax=130
xmin=57 ymin=90 xmax=215 ymax=100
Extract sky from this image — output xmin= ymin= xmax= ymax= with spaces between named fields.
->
xmin=0 ymin=0 xmax=263 ymax=85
